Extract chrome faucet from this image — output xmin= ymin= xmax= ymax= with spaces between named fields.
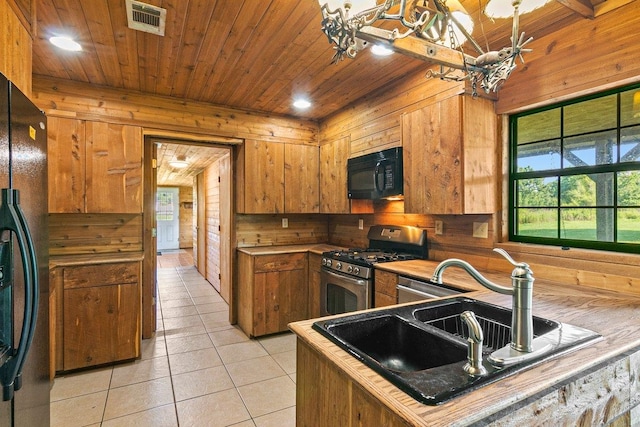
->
xmin=432 ymin=248 xmax=535 ymax=353
xmin=460 ymin=311 xmax=487 ymax=376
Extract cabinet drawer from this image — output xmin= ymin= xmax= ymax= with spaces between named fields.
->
xmin=254 ymin=253 xmax=307 ymax=273
xmin=63 ymin=263 xmax=140 ymax=289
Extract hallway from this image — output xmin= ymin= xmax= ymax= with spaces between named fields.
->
xmin=50 ymin=250 xmax=297 ymax=426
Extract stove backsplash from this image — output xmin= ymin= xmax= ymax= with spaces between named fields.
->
xmin=235 ymin=212 xmax=496 ymax=262
xmin=327 ymin=213 xmax=496 ymax=261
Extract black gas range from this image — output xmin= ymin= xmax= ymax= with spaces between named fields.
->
xmin=321 ymin=225 xmax=428 ymax=280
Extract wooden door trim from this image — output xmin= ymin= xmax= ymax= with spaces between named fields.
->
xmin=142 ymin=137 xmax=157 ymax=338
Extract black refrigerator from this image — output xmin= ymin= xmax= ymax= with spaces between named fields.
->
xmin=0 ymin=72 xmax=49 ymax=427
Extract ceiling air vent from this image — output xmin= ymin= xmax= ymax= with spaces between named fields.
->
xmin=125 ymin=0 xmax=166 ymax=36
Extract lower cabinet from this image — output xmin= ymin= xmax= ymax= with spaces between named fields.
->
xmin=237 ymin=252 xmax=309 ymax=337
xmin=53 ymin=261 xmax=141 ymax=371
xmin=297 ymin=339 xmax=411 ymax=427
xmin=374 ymin=270 xmax=398 ymax=308
xmin=308 ymin=253 xmax=322 ymax=319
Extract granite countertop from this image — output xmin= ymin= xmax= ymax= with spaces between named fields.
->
xmin=290 ymin=259 xmax=640 ymax=425
xmin=237 ymin=243 xmax=342 ymax=256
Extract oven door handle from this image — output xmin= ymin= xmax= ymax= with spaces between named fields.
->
xmin=322 ymin=268 xmax=368 ymax=286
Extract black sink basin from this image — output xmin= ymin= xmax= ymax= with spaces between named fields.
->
xmin=413 ymin=298 xmax=559 ymax=353
xmin=312 ymin=297 xmax=602 ymax=405
xmin=324 ymin=314 xmax=467 ymax=372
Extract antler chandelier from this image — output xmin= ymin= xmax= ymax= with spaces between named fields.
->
xmin=318 ymin=0 xmax=539 ymax=94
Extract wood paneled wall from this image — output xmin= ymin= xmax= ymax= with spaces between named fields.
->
xmin=320 ymin=69 xmax=465 ymax=156
xmin=328 ymin=210 xmax=494 ymax=256
xmin=32 ymin=76 xmax=318 ymax=145
xmin=236 ymin=215 xmax=329 ymax=248
xmin=496 ymin=0 xmax=640 ymax=114
xmin=178 ymin=186 xmax=193 ymax=249
xmin=0 ymin=0 xmax=33 ymax=94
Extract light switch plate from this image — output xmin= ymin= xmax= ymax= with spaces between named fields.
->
xmin=282 ymin=218 xmax=288 ymax=228
xmin=358 ymin=219 xmax=364 ymax=230
xmin=473 ymin=222 xmax=489 ymax=238
xmin=434 ymin=220 xmax=443 ymax=235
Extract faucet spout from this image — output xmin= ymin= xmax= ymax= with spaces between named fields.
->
xmin=432 ymin=249 xmax=535 ymax=353
xmin=432 ymin=258 xmax=512 ymax=295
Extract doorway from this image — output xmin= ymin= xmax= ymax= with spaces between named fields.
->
xmin=142 ymin=133 xmax=239 ymax=339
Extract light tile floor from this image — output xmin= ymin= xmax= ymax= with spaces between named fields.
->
xmin=50 ymin=250 xmax=297 ymax=427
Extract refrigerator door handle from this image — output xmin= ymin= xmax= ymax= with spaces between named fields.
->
xmin=0 ymin=189 xmax=38 ymax=401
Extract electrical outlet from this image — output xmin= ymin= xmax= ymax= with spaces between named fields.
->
xmin=282 ymin=218 xmax=288 ymax=228
xmin=358 ymin=219 xmax=364 ymax=230
xmin=473 ymin=222 xmax=489 ymax=238
xmin=434 ymin=220 xmax=443 ymax=235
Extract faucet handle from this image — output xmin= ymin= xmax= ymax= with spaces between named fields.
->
xmin=493 ymin=248 xmax=524 ymax=266
xmin=493 ymin=248 xmax=533 ymax=279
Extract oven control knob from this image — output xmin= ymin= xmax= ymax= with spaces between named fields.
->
xmin=322 ymin=258 xmax=327 ymax=266
xmin=336 ymin=262 xmax=342 ymax=270
xmin=346 ymin=265 xmax=353 ymax=273
xmin=353 ymin=267 xmax=360 ymax=275
xmin=326 ymin=259 xmax=332 ymax=267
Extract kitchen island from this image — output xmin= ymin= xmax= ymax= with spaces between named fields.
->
xmin=290 ymin=259 xmax=640 ymax=426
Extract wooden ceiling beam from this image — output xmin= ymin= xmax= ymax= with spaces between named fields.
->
xmin=554 ymin=0 xmax=595 ymax=18
xmin=355 ymin=26 xmax=475 ymax=70
xmin=594 ymin=0 xmax=636 ymax=17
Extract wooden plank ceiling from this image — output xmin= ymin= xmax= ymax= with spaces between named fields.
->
xmin=32 ymin=0 xmax=603 ymax=122
xmin=31 ymin=0 xmax=611 ymax=185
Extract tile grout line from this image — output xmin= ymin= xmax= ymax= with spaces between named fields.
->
xmin=159 ymin=266 xmax=182 ymax=426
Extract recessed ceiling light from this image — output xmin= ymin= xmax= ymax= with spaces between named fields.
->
xmin=293 ymin=99 xmax=311 ymax=109
xmin=371 ymin=44 xmax=393 ymax=57
xmin=49 ymin=36 xmax=82 ymax=52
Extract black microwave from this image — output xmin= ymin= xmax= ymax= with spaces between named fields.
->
xmin=347 ymin=147 xmax=403 ymax=200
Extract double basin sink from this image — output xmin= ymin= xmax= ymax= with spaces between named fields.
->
xmin=312 ymin=297 xmax=601 ymax=405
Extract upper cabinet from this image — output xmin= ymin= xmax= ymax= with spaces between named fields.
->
xmin=236 ymin=140 xmax=319 ymax=213
xmin=402 ymin=95 xmax=497 ymax=215
xmin=47 ymin=117 xmax=143 ymax=213
xmin=85 ymin=122 xmax=143 ymax=213
xmin=284 ymin=143 xmax=320 ymax=213
xmin=320 ymin=137 xmax=350 ymax=213
xmin=48 ymin=117 xmax=86 ymax=213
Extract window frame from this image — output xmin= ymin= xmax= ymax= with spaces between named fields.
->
xmin=508 ymin=83 xmax=640 ymax=254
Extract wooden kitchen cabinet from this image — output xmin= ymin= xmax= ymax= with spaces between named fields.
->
xmin=284 ymin=143 xmax=320 ymax=213
xmin=297 ymin=338 xmax=411 ymax=427
xmin=237 ymin=251 xmax=309 ymax=337
xmin=58 ymin=261 xmax=141 ymax=371
xmin=236 ymin=140 xmax=319 ymax=213
xmin=374 ymin=269 xmax=398 ymax=308
xmin=402 ymin=95 xmax=497 ymax=214
xmin=308 ymin=252 xmax=323 ymax=318
xmin=47 ymin=117 xmax=143 ymax=213
xmin=47 ymin=117 xmax=86 ymax=213
xmin=85 ymin=122 xmax=143 ymax=213
xmin=320 ymin=136 xmax=350 ymax=213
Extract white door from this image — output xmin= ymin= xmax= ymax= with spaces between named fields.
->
xmin=157 ymin=187 xmax=180 ymax=251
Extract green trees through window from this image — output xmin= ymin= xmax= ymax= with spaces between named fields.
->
xmin=510 ymin=85 xmax=640 ymax=253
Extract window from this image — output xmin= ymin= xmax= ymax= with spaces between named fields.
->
xmin=510 ymin=84 xmax=640 ymax=253
xmin=156 ymin=190 xmax=175 ymax=221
